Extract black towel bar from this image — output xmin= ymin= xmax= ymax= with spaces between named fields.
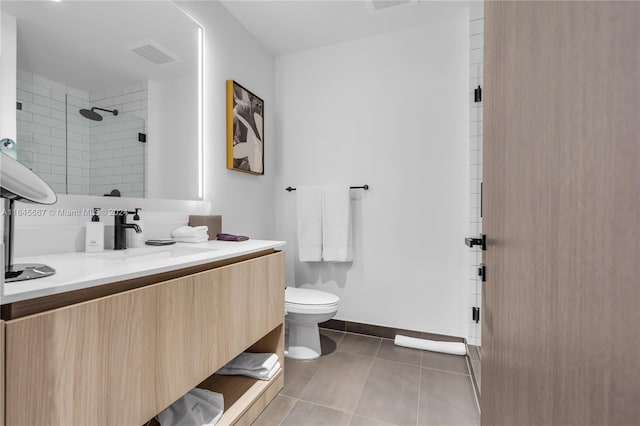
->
xmin=285 ymin=185 xmax=369 ymax=192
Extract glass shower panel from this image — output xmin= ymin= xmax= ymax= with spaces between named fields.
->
xmin=15 ymin=82 xmax=68 ymax=194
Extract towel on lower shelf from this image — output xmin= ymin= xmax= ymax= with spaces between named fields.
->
xmin=216 ymin=361 xmax=280 ymax=381
xmin=171 ymin=225 xmax=209 ymax=238
xmin=157 ymin=387 xmax=224 ymax=426
xmin=215 ymin=352 xmax=280 ymax=380
xmin=224 ymin=352 xmax=279 ymax=372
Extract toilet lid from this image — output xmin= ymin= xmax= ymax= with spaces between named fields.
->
xmin=286 ymin=287 xmax=339 ymax=305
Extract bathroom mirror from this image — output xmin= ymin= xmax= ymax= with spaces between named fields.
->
xmin=1 ymin=1 xmax=203 ymax=200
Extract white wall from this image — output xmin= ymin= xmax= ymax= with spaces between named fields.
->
xmin=148 ymin=77 xmax=197 ymax=201
xmin=179 ymin=1 xmax=276 ymax=239
xmin=275 ymin=16 xmax=470 ymax=337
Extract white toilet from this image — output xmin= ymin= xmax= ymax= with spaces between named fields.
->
xmin=284 ymin=287 xmax=339 ymax=360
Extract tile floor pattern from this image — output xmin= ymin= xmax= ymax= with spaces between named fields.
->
xmin=253 ymin=329 xmax=480 ymax=426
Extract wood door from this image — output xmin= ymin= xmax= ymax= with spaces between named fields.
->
xmin=482 ymin=2 xmax=640 ymax=425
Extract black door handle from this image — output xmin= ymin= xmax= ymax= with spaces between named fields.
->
xmin=465 ymin=234 xmax=486 ymax=250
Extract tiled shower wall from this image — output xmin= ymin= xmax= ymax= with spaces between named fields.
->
xmin=468 ymin=3 xmax=484 ymax=347
xmin=89 ymin=84 xmax=147 ymax=198
xmin=16 ymin=70 xmax=91 ymax=194
xmin=15 ymin=71 xmax=147 ymax=197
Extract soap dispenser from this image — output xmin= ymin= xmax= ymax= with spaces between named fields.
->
xmin=127 ymin=208 xmax=144 ymax=248
xmin=85 ymin=208 xmax=104 ymax=252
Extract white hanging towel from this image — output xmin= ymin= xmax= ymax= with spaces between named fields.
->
xmin=321 ymin=186 xmax=353 ymax=262
xmin=296 ymin=186 xmax=323 ymax=261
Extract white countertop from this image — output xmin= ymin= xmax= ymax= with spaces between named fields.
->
xmin=2 ymin=240 xmax=286 ymax=305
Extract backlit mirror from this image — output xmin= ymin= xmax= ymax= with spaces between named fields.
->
xmin=1 ymin=1 xmax=203 ymax=200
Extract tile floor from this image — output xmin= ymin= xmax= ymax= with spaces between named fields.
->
xmin=253 ymin=329 xmax=480 ymax=426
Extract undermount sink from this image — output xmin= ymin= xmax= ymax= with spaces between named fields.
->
xmin=90 ymin=245 xmax=217 ymax=262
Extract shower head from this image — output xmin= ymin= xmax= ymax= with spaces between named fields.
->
xmin=79 ymin=107 xmax=119 ymax=121
xmin=79 ymin=108 xmax=102 ymax=121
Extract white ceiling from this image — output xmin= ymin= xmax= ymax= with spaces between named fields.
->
xmin=220 ymin=0 xmax=472 ymax=56
xmin=2 ymin=1 xmax=200 ymax=93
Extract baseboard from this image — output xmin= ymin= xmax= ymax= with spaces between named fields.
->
xmin=319 ymin=319 xmax=465 ymax=343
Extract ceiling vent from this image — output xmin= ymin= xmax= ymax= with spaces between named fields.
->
xmin=128 ymin=39 xmax=180 ymax=65
xmin=370 ymin=0 xmax=412 ymax=12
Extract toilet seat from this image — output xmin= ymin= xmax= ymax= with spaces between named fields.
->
xmin=285 ymin=287 xmax=339 ymax=315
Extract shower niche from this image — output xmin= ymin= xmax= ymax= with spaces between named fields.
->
xmin=16 ymin=78 xmax=147 ymax=198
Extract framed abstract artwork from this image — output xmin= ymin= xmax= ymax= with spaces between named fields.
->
xmin=226 ymin=80 xmax=264 ymax=175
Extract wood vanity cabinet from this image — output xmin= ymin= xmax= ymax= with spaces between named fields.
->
xmin=1 ymin=250 xmax=285 ymax=426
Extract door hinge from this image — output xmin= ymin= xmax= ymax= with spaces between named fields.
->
xmin=478 ymin=263 xmax=486 ymax=282
xmin=472 ymin=307 xmax=480 ymax=323
xmin=474 ymin=85 xmax=482 ymax=103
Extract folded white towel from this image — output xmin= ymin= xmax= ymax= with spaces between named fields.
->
xmin=157 ymin=387 xmax=223 ymax=426
xmin=321 ymin=186 xmax=353 ymax=262
xmin=223 ymin=352 xmax=279 ymax=372
xmin=172 ymin=225 xmax=209 ymax=238
xmin=296 ymin=186 xmax=323 ymax=261
xmin=216 ymin=361 xmax=280 ymax=381
xmin=172 ymin=235 xmax=209 ymax=243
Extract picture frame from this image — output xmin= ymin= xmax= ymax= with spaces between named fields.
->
xmin=226 ymin=80 xmax=264 ymax=175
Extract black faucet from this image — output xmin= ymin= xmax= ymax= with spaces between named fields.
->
xmin=113 ymin=210 xmax=142 ymax=250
